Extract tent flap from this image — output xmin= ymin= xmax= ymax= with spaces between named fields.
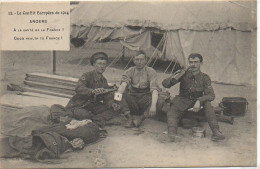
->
xmin=178 ymin=30 xmax=253 ymax=85
xmin=120 ymin=31 xmax=151 ymax=51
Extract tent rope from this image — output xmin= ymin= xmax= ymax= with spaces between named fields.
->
xmin=107 ymin=54 xmax=121 ymax=68
xmin=69 ymin=41 xmax=96 ymax=75
xmin=163 ymin=56 xmax=175 ymax=74
xmin=170 ymin=60 xmax=178 ymax=74
xmin=151 ymin=34 xmax=167 ymax=67
xmin=228 ymin=1 xmax=256 ymax=11
xmin=168 ymin=37 xmax=178 ymax=74
xmin=107 ymin=47 xmax=124 ymax=68
xmin=63 ymin=48 xmax=79 ymax=64
xmin=123 ymin=54 xmax=135 ymax=70
xmin=64 ymin=40 xmax=92 ymax=64
xmin=151 ymin=53 xmax=159 ymax=68
xmin=146 ymin=33 xmax=166 ymax=66
xmin=75 ymin=42 xmax=95 ymax=66
xmin=146 ymin=50 xmax=156 ymax=66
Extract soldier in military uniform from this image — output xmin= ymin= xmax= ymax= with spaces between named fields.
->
xmin=66 ymin=52 xmax=120 ymax=127
xmin=117 ymin=51 xmax=164 ymax=128
xmin=162 ymin=53 xmax=225 ymax=141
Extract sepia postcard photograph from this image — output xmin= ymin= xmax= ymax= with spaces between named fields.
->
xmin=0 ymin=0 xmax=257 ymax=168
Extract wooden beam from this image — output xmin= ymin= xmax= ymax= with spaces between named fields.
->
xmin=26 ymin=72 xmax=78 ymax=83
xmin=19 ymin=92 xmax=72 ymax=100
xmin=21 ymin=88 xmax=73 ymax=98
xmin=24 ymin=80 xmax=76 ymax=95
xmin=24 ymin=80 xmax=75 ymax=90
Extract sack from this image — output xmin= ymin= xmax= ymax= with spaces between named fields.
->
xmin=38 ymin=122 xmax=100 ymax=144
xmin=32 ymin=131 xmax=70 ymax=160
xmin=50 ymin=104 xmax=73 ymax=123
xmin=220 ymin=97 xmax=248 ymax=116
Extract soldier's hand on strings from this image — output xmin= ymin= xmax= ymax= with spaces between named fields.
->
xmin=92 ymin=88 xmax=106 ymax=95
xmin=192 ymin=100 xmax=201 ymax=112
xmin=112 ymin=102 xmax=121 ymax=111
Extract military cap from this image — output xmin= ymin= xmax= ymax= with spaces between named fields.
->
xmin=188 ymin=53 xmax=203 ymax=62
xmin=90 ymin=52 xmax=108 ymax=65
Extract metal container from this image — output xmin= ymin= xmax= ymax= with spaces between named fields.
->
xmin=191 ymin=127 xmax=206 ymax=138
xmin=221 ymin=97 xmax=248 ymax=116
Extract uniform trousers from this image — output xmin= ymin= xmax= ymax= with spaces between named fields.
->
xmin=167 ymin=96 xmax=219 ymax=134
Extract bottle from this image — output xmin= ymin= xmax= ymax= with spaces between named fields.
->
xmin=172 ymin=68 xmax=186 ymax=81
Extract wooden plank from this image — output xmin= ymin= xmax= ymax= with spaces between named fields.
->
xmin=0 ymin=94 xmax=69 ymax=109
xmin=24 ymin=81 xmax=75 ymax=95
xmin=22 ymin=87 xmax=73 ymax=98
xmin=26 ymin=72 xmax=115 ymax=86
xmin=20 ymin=91 xmax=72 ymax=99
xmin=19 ymin=92 xmax=71 ymax=101
xmin=26 ymin=72 xmax=78 ymax=83
xmin=25 ymin=76 xmax=76 ymax=87
xmin=24 ymin=80 xmax=75 ymax=91
xmin=1 ymin=104 xmax=23 ymax=109
xmin=1 ymin=105 xmax=20 ymax=111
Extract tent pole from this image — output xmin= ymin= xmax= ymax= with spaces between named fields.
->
xmin=51 ymin=51 xmax=56 ymax=74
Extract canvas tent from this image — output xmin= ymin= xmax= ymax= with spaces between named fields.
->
xmin=70 ymin=1 xmax=256 ymax=85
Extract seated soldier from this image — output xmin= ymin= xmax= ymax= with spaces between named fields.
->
xmin=65 ymin=52 xmax=120 ymax=127
xmin=162 ymin=53 xmax=225 ymax=142
xmin=117 ymin=51 xmax=164 ymax=128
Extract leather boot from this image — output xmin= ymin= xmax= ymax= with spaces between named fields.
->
xmin=211 ymin=130 xmax=225 ymax=141
xmin=167 ymin=108 xmax=181 ymax=142
xmin=168 ymin=126 xmax=178 ymax=142
xmin=133 ymin=115 xmax=146 ymax=127
xmin=203 ymin=102 xmax=225 ymax=141
xmin=124 ymin=112 xmax=134 ymax=128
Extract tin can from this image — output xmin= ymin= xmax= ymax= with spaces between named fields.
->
xmin=191 ymin=127 xmax=206 ymax=138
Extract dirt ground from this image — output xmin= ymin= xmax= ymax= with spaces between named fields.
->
xmin=0 ymin=48 xmax=257 ymax=168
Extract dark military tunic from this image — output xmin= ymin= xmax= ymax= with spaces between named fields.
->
xmin=66 ymin=70 xmax=115 ymax=127
xmin=162 ymin=70 xmax=215 ymax=111
xmin=66 ymin=70 xmax=114 ymax=109
xmin=162 ymin=70 xmax=219 ymax=133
